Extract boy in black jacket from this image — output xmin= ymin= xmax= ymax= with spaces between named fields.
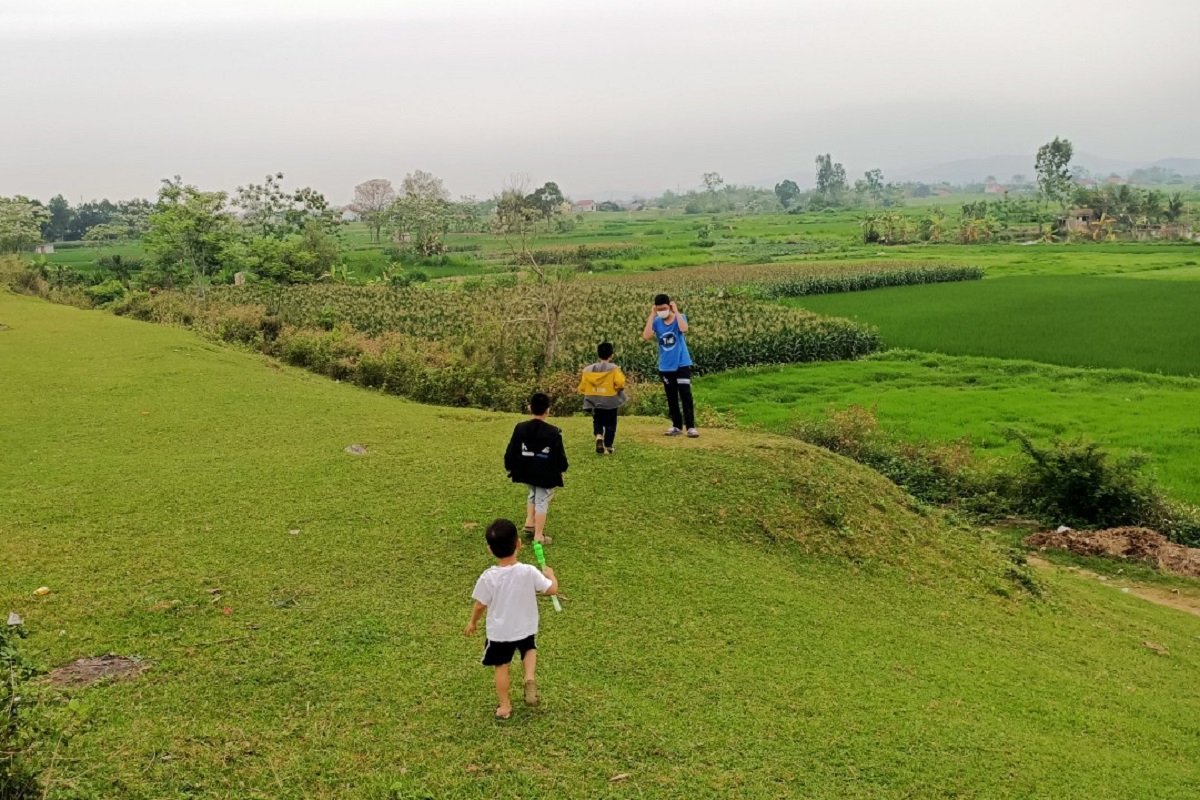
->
xmin=504 ymin=393 xmax=569 ymax=545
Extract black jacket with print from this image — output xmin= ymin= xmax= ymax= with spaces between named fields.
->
xmin=504 ymin=419 xmax=569 ymax=488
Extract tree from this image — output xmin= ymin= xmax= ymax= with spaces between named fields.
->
xmin=45 ymin=194 xmax=71 ymax=241
xmin=862 ymin=169 xmax=885 ymax=206
xmin=815 ymin=154 xmax=848 ymax=204
xmin=493 ymin=175 xmax=541 ymax=270
xmin=1165 ymin=192 xmax=1186 ymax=223
xmin=597 ymin=200 xmax=621 ymax=212
xmin=1035 ymin=136 xmax=1075 ymax=213
xmin=142 ymin=177 xmax=242 ymax=296
xmin=526 ymin=182 xmax=565 ymax=221
xmin=390 ymin=170 xmax=451 ymax=257
xmin=0 ymin=197 xmax=49 ymax=253
xmin=774 ymin=179 xmax=801 ymax=209
xmin=82 ymin=222 xmax=132 ymax=251
xmin=353 ymin=179 xmax=395 ymax=243
xmin=702 ymin=172 xmax=725 ymax=194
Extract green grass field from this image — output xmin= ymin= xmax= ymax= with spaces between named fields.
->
xmin=702 ymin=351 xmax=1200 ymax=504
xmin=790 ymin=275 xmax=1200 ymax=376
xmin=3 ymin=292 xmax=1200 ymax=798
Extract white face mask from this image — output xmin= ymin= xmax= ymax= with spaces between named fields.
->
xmin=656 ymin=309 xmax=671 ymax=320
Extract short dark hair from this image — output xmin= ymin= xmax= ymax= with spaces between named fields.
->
xmin=530 ymin=392 xmax=551 ymax=416
xmin=654 ymin=293 xmax=670 ymax=306
xmin=486 ymin=519 xmax=518 ymax=558
xmin=597 ymin=341 xmax=614 ymax=360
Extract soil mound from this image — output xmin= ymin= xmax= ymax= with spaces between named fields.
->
xmin=47 ymin=654 xmax=148 ymax=687
xmin=1025 ymin=527 xmax=1200 ymax=579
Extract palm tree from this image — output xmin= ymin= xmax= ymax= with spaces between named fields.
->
xmin=1165 ymin=193 xmax=1186 ymax=223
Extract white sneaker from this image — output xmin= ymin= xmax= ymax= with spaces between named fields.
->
xmin=665 ymin=427 xmax=682 ymax=436
xmin=686 ymin=428 xmax=700 ymax=438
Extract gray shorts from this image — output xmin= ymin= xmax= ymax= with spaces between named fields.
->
xmin=526 ymin=485 xmax=555 ymax=515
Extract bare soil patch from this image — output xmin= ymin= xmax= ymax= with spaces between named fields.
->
xmin=1025 ymin=527 xmax=1200 ymax=579
xmin=47 ymin=654 xmax=148 ymax=687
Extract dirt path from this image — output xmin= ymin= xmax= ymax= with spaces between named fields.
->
xmin=1029 ymin=556 xmax=1200 ymax=618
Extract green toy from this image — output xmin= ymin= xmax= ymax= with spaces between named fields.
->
xmin=532 ymin=541 xmax=562 ymax=613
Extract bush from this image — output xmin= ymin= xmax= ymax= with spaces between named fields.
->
xmin=1010 ymin=432 xmax=1160 ymax=529
xmin=83 ymin=280 xmax=127 ymax=305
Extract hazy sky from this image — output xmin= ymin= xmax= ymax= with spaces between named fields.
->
xmin=2 ymin=0 xmax=1197 ymax=203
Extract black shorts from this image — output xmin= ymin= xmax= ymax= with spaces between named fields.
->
xmin=481 ymin=634 xmax=537 ymax=666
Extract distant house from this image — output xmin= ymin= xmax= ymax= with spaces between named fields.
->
xmin=1076 ymin=178 xmax=1099 ymax=189
xmin=1105 ymin=176 xmax=1129 ymax=186
xmin=984 ymin=182 xmax=1005 ymax=195
xmin=34 ymin=244 xmax=55 ymax=255
xmin=1064 ymin=208 xmax=1100 ymax=234
xmin=572 ymin=199 xmax=597 ymax=213
xmin=341 ymin=204 xmax=361 ymax=222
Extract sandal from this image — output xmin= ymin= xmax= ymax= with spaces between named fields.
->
xmin=524 ymin=680 xmax=540 ymax=707
xmin=495 ymin=707 xmax=512 ymax=720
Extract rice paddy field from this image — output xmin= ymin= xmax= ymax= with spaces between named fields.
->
xmin=789 ymin=275 xmax=1200 ymax=377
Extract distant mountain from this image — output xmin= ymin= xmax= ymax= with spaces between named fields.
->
xmin=1150 ymin=158 xmax=1200 ymax=177
xmin=893 ymin=152 xmax=1141 ymax=185
xmin=895 ymin=155 xmax=1034 ymax=185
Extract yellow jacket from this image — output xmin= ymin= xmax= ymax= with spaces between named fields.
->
xmin=578 ymin=362 xmax=628 ymax=409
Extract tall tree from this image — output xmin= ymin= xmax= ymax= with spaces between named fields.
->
xmin=1035 ymin=136 xmax=1075 ymax=213
xmin=862 ymin=169 xmax=885 ymax=206
xmin=815 ymin=154 xmax=848 ymax=203
xmin=45 ymin=194 xmax=72 ymax=241
xmin=352 ymin=178 xmax=395 ymax=243
xmin=702 ymin=172 xmax=725 ymax=193
xmin=391 ymin=170 xmax=451 ymax=256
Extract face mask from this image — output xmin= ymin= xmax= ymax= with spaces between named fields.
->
xmin=656 ymin=310 xmax=671 ymax=320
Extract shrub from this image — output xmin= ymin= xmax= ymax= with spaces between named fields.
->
xmin=83 ymin=280 xmax=127 ymax=305
xmin=1009 ymin=432 xmax=1160 ymax=529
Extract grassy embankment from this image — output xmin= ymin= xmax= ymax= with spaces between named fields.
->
xmin=2 ymin=292 xmax=1199 ymax=798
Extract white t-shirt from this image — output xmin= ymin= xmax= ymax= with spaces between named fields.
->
xmin=472 ymin=563 xmax=552 ymax=642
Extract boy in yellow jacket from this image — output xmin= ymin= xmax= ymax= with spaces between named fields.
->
xmin=577 ymin=342 xmax=628 ymax=455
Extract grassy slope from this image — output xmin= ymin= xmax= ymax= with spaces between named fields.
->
xmin=702 ymin=352 xmax=1200 ymax=504
xmin=789 ymin=275 xmax=1200 ymax=376
xmin=3 ymin=293 xmax=1200 ymax=799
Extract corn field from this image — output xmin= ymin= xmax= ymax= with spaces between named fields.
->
xmin=205 ymin=282 xmax=880 ymax=378
xmin=610 ymin=261 xmax=983 ymax=298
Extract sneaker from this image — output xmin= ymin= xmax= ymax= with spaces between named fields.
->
xmin=595 ymin=435 xmax=605 ymax=454
xmin=686 ymin=428 xmax=700 ymax=438
xmin=524 ymin=679 xmax=540 ymax=707
xmin=605 ymin=446 xmax=615 ymax=455
xmin=665 ymin=427 xmax=682 ymax=436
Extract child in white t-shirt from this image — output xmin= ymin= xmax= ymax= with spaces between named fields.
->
xmin=465 ymin=518 xmax=560 ymax=720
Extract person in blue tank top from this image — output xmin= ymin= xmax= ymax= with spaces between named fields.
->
xmin=641 ymin=293 xmax=698 ymax=438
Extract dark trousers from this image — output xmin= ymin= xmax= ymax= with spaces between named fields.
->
xmin=592 ymin=408 xmax=618 ymax=448
xmin=660 ymin=366 xmax=695 ymax=430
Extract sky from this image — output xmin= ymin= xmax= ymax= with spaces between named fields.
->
xmin=2 ymin=0 xmax=1197 ymax=203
